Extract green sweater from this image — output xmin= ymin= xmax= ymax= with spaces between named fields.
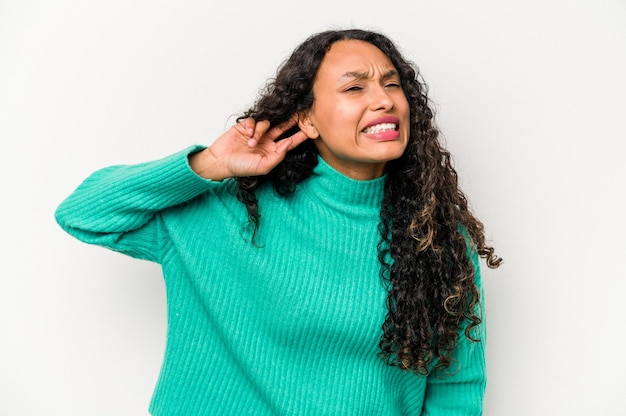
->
xmin=55 ymin=146 xmax=486 ymax=415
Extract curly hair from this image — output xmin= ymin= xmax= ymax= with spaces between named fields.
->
xmin=235 ymin=29 xmax=501 ymax=375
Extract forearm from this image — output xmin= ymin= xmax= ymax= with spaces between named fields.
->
xmin=55 ymin=146 xmax=215 ymax=258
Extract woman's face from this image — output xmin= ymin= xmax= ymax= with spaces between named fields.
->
xmin=299 ymin=39 xmax=410 ymax=180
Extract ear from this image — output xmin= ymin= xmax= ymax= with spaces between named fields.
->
xmin=297 ymin=111 xmax=319 ymax=139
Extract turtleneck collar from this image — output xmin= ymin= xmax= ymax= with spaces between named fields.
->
xmin=300 ymin=156 xmax=386 ymax=216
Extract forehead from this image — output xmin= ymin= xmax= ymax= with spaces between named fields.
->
xmin=317 ymin=39 xmax=396 ymax=80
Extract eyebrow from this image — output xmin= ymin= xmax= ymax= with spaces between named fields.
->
xmin=338 ymin=69 xmax=399 ymax=82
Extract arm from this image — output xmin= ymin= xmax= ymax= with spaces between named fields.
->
xmin=55 ymin=146 xmax=216 ymax=262
xmin=421 ymin=249 xmax=487 ymax=416
xmin=55 ymin=118 xmax=309 ymax=262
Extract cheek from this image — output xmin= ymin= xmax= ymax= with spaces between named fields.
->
xmin=400 ymin=101 xmax=411 ymax=134
xmin=334 ymin=102 xmax=365 ymax=133
xmin=311 ymin=95 xmax=366 ymax=141
xmin=317 ymin=106 xmax=354 ymax=138
xmin=399 ymin=96 xmax=410 ymax=118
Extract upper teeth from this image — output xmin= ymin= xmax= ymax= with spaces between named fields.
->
xmin=363 ymin=123 xmax=397 ymax=134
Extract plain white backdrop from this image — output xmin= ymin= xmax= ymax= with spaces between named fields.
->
xmin=1 ymin=0 xmax=625 ymax=414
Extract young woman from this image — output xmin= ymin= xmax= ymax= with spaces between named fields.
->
xmin=56 ymin=29 xmax=501 ymax=415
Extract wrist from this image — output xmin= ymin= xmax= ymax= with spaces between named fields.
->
xmin=188 ymin=147 xmax=230 ymax=181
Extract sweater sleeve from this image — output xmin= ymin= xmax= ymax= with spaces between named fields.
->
xmin=55 ymin=145 xmax=215 ymax=263
xmin=421 ymin=247 xmax=487 ymax=416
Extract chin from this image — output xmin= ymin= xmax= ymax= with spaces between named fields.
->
xmin=377 ymin=145 xmax=408 ymax=162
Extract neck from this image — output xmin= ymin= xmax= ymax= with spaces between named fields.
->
xmin=302 ymin=156 xmax=386 ymax=215
xmin=316 ymin=153 xmax=386 ymax=180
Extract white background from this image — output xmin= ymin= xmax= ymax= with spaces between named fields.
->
xmin=1 ymin=0 xmax=625 ymax=415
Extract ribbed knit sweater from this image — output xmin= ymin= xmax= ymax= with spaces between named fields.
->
xmin=55 ymin=146 xmax=486 ymax=415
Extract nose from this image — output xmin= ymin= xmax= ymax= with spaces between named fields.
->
xmin=369 ymin=85 xmax=394 ymax=111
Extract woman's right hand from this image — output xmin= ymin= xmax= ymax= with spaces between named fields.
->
xmin=189 ymin=117 xmax=309 ymax=180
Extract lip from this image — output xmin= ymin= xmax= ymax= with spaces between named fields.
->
xmin=361 ymin=115 xmax=401 ymax=141
xmin=364 ymin=130 xmax=400 ymax=141
xmin=363 ymin=116 xmax=400 ymax=129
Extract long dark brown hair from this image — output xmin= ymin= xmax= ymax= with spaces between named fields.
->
xmin=235 ymin=29 xmax=501 ymax=375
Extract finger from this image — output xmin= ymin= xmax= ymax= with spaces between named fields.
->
xmin=263 ymin=117 xmax=299 ymax=142
xmin=273 ymin=131 xmax=309 ymax=158
xmin=274 ymin=115 xmax=299 ymax=131
xmin=251 ymin=120 xmax=271 ymax=140
xmin=275 ymin=137 xmax=293 ymax=156
xmin=248 ymin=120 xmax=271 ymax=147
xmin=285 ymin=130 xmax=309 ymax=151
xmin=235 ymin=118 xmax=255 ymax=138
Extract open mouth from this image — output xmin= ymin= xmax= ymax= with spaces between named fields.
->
xmin=362 ymin=123 xmax=398 ymax=134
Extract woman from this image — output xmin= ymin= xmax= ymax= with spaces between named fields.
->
xmin=56 ymin=29 xmax=501 ymax=415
